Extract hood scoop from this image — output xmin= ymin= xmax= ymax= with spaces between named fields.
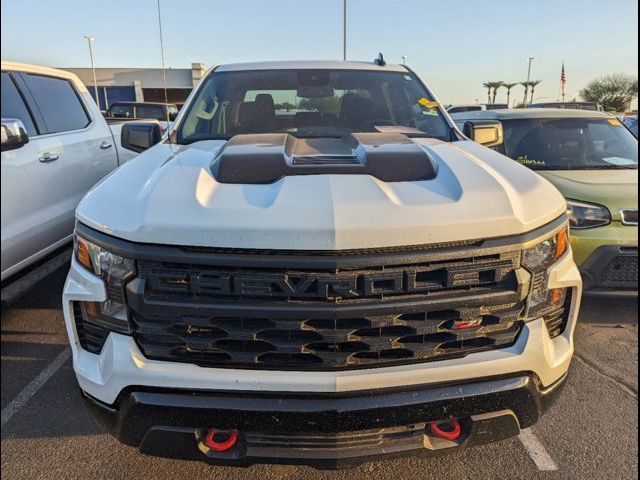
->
xmin=211 ymin=133 xmax=438 ymax=184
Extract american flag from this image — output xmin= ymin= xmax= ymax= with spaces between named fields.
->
xmin=561 ymin=63 xmax=566 ymax=86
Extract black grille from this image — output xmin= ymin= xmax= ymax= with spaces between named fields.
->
xmin=543 ymin=290 xmax=573 ymax=338
xmin=128 ymin=249 xmax=527 ymax=370
xmin=599 ymin=254 xmax=638 ymax=288
xmin=133 ymin=304 xmax=524 ymax=369
xmin=73 ymin=302 xmax=109 ymax=354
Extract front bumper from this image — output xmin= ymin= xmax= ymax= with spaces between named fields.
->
xmin=571 ymin=222 xmax=638 ymax=295
xmin=82 ymin=372 xmax=567 ymax=468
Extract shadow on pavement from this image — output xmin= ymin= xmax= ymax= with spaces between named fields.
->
xmin=578 ymin=295 xmax=638 ymax=325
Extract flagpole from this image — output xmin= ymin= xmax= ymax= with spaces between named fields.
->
xmin=561 ymin=62 xmax=566 ymax=102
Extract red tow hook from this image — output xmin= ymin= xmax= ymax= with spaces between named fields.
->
xmin=204 ymin=428 xmax=238 ymax=451
xmin=429 ymin=418 xmax=462 ymax=441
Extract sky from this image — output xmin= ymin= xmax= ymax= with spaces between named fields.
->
xmin=1 ymin=0 xmax=638 ymax=106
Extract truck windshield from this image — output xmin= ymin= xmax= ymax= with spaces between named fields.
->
xmin=498 ymin=118 xmax=638 ymax=170
xmin=176 ymin=69 xmax=452 ymax=143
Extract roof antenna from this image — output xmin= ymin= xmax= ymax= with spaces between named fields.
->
xmin=374 ymin=52 xmax=386 ymax=67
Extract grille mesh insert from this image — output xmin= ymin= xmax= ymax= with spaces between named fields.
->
xmin=132 ymin=304 xmax=524 ymax=369
xmin=600 ymin=254 xmax=638 ymax=288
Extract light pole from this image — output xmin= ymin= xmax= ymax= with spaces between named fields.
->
xmin=401 ymin=55 xmax=407 ymax=65
xmin=523 ymin=57 xmax=534 ymax=107
xmin=84 ymin=35 xmax=100 ymax=109
xmin=343 ymin=0 xmax=347 ymax=61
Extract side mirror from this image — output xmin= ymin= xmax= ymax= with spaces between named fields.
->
xmin=121 ymin=121 xmax=162 ymax=153
xmin=463 ymin=120 xmax=504 ymax=147
xmin=1 ymin=118 xmax=29 ymax=152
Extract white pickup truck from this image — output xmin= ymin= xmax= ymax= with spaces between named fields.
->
xmin=1 ymin=62 xmax=143 ymax=281
xmin=63 ymin=59 xmax=582 ymax=468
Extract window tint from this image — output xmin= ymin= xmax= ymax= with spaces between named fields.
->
xmin=501 ymin=118 xmax=638 ymax=170
xmin=448 ymin=106 xmax=481 ymax=113
xmin=1 ymin=72 xmax=37 ymax=136
xmin=179 ymin=70 xmax=451 ymax=142
xmin=135 ymin=105 xmax=164 ymax=120
xmin=109 ymin=104 xmax=133 ymax=118
xmin=22 ymin=73 xmax=90 ymax=133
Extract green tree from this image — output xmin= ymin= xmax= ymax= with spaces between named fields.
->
xmin=580 ymin=74 xmax=639 ymax=112
xmin=502 ymin=83 xmax=518 ymax=107
xmin=521 ymin=81 xmax=531 ymax=107
xmin=483 ymin=82 xmax=503 ymax=104
xmin=298 ymin=96 xmax=342 ymax=114
xmin=276 ymin=101 xmax=297 ymax=110
xmin=482 ymin=82 xmax=492 ymax=104
xmin=528 ymin=80 xmax=543 ymax=104
xmin=490 ymin=81 xmax=504 ymax=104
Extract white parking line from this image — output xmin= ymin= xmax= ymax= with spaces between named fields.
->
xmin=1 ymin=347 xmax=71 ymax=427
xmin=518 ymin=428 xmax=558 ymax=471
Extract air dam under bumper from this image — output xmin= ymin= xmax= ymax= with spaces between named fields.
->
xmin=83 ymin=372 xmax=566 ymax=468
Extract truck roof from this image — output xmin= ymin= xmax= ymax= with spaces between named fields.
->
xmin=449 ymin=108 xmax=613 ymax=121
xmin=215 ymin=60 xmax=409 ymax=73
xmin=1 ymin=61 xmax=86 ymax=89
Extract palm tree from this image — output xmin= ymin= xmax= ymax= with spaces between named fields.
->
xmin=521 ymin=81 xmax=531 ymax=107
xmin=482 ymin=82 xmax=492 ymax=104
xmin=528 ymin=80 xmax=543 ymax=104
xmin=502 ymin=83 xmax=518 ymax=107
xmin=483 ymin=82 xmax=503 ymax=104
xmin=490 ymin=81 xmax=504 ymax=104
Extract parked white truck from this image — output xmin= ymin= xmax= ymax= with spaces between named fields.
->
xmin=1 ymin=62 xmax=144 ymax=281
xmin=62 ymin=60 xmax=582 ymax=468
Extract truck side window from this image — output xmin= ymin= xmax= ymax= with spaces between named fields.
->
xmin=109 ymin=105 xmax=133 ymax=118
xmin=21 ymin=73 xmax=90 ymax=134
xmin=135 ymin=106 xmax=164 ymax=121
xmin=1 ymin=72 xmax=38 ymax=136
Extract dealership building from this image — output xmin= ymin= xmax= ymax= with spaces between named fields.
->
xmin=61 ymin=63 xmax=207 ymax=109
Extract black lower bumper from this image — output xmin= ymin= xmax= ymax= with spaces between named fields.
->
xmin=83 ymin=372 xmax=567 ymax=469
xmin=580 ymin=245 xmax=638 ymax=295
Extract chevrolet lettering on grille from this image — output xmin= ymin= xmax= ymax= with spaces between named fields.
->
xmin=161 ymin=267 xmax=503 ymax=300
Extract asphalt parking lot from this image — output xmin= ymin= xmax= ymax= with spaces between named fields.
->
xmin=1 ymin=265 xmax=637 ymax=480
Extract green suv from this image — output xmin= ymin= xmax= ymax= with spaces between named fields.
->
xmin=451 ymin=109 xmax=638 ymax=295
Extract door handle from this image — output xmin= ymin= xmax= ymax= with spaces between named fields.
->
xmin=99 ymin=141 xmax=113 ymax=150
xmin=39 ymin=152 xmax=59 ymax=163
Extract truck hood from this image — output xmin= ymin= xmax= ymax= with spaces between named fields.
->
xmin=539 ymin=169 xmax=638 ymax=221
xmin=77 ymin=138 xmax=566 ymax=250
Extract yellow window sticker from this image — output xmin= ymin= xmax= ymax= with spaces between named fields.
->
xmin=608 ymin=118 xmax=623 ymax=126
xmin=418 ymin=98 xmax=440 ymax=109
xmin=515 ymin=155 xmax=546 ymax=167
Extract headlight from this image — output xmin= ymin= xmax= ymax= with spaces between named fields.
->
xmin=566 ymin=199 xmax=611 ymax=229
xmin=74 ymin=234 xmax=135 ymax=334
xmin=522 ymin=226 xmax=568 ymax=273
xmin=522 ymin=226 xmax=569 ymax=318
